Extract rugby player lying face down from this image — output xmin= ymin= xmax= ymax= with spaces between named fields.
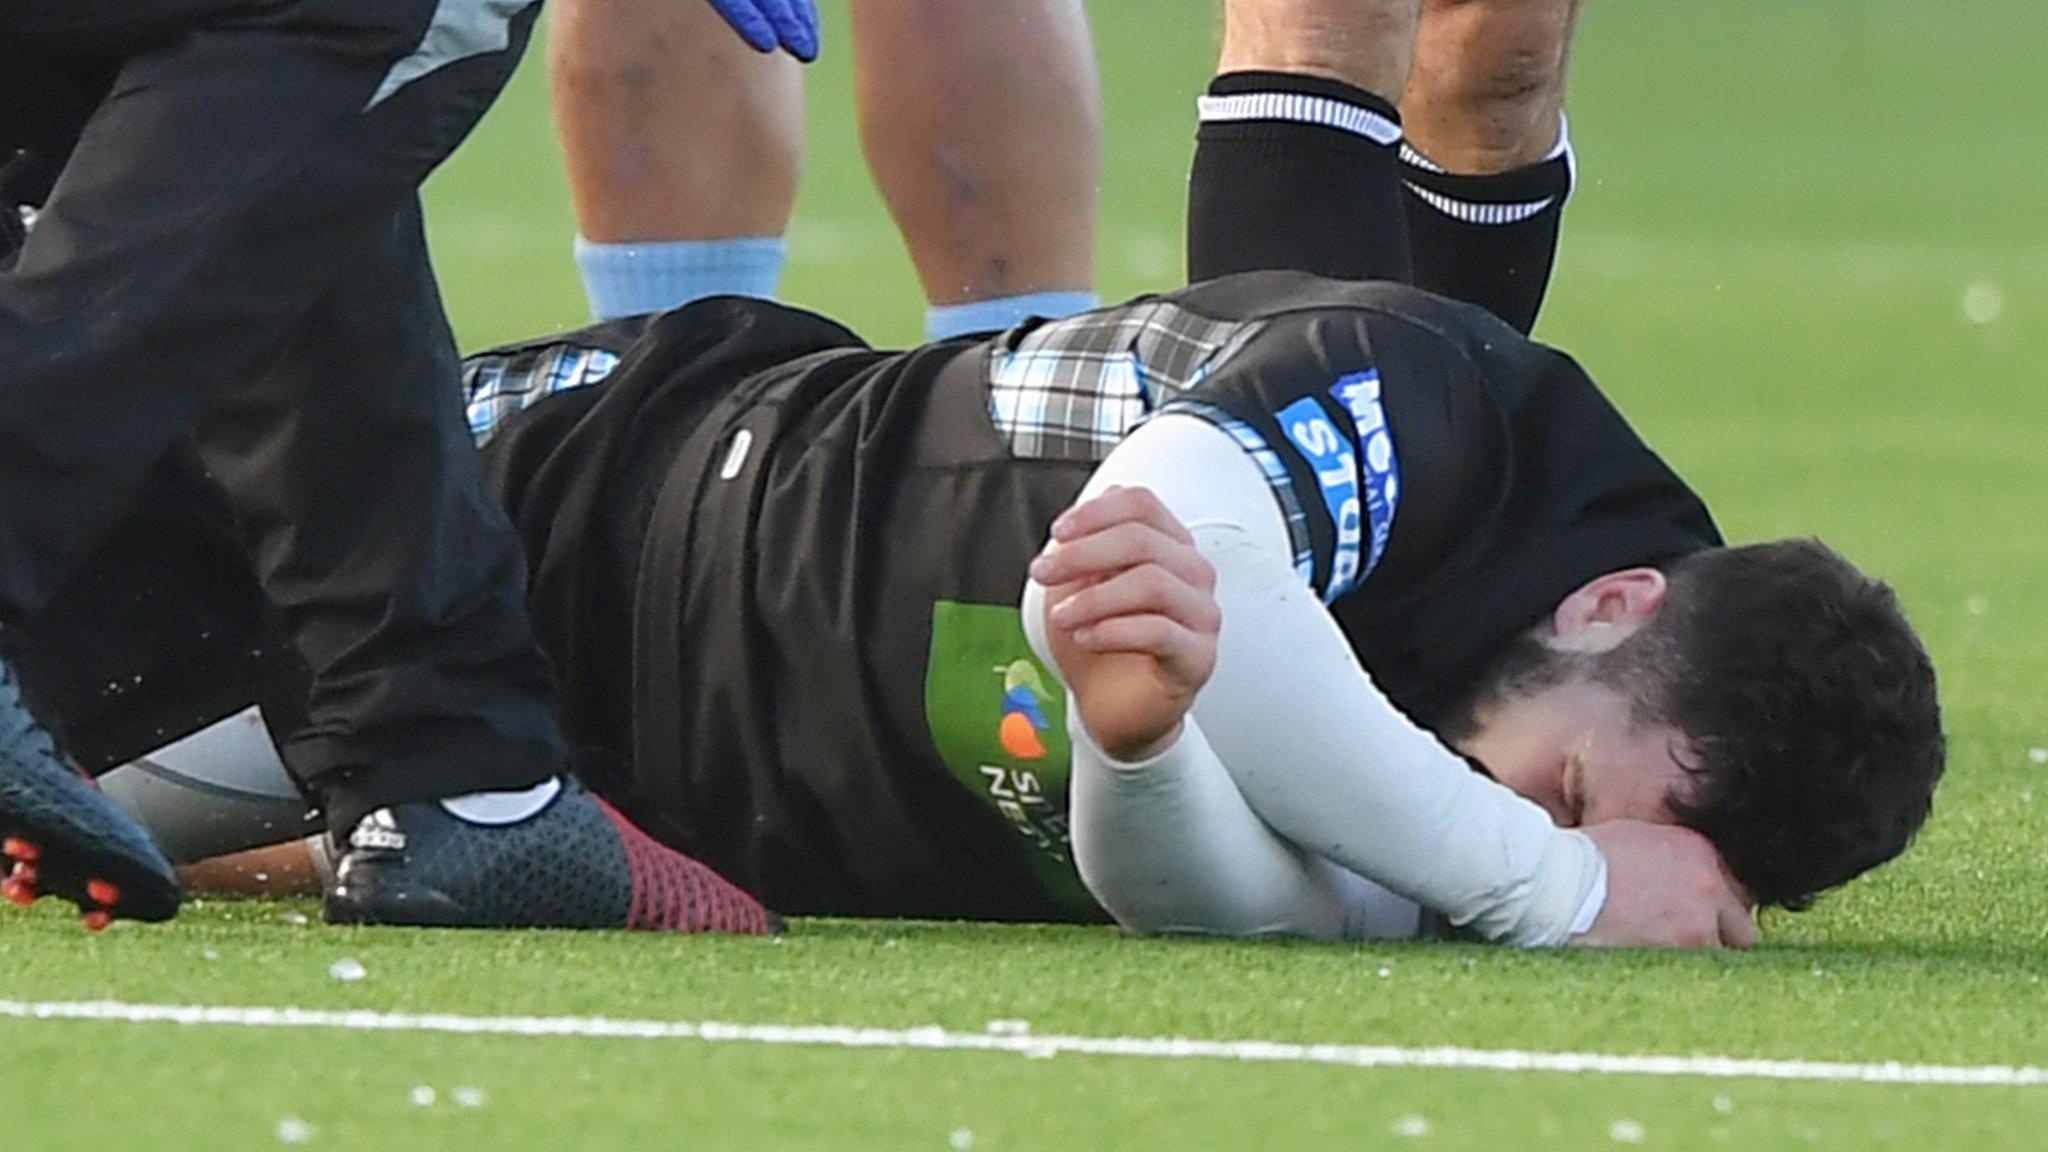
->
xmin=183 ymin=477 xmax=1944 ymax=949
xmin=1027 ymin=458 xmax=1943 ymax=949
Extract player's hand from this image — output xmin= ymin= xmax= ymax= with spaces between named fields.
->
xmin=1574 ymin=821 xmax=1758 ymax=950
xmin=704 ymin=0 xmax=820 ymax=61
xmin=1031 ymin=486 xmax=1221 ymax=762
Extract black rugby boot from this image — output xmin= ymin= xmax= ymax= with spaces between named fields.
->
xmin=0 ymin=655 xmax=180 ymax=927
xmin=323 ymin=775 xmax=775 ymax=933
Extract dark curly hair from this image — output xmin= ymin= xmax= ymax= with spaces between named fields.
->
xmin=1593 ymin=539 xmax=1945 ymax=909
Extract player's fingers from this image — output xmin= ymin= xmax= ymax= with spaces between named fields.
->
xmin=1051 ymin=487 xmax=1147 ymax=541
xmin=1052 ymin=566 xmax=1216 ymax=635
xmin=1032 ymin=523 xmax=1210 ymax=589
xmin=1053 ymin=489 xmax=1213 ymax=592
xmin=1047 ymin=564 xmax=1221 ymax=636
xmin=1717 ymin=902 xmax=1759 ymax=950
xmin=1072 ymin=613 xmax=1203 ymax=665
xmin=1053 ymin=486 xmax=1195 ymax=548
xmin=1040 ymin=570 xmax=1109 ymax=603
xmin=1116 ymin=486 xmax=1198 ymax=547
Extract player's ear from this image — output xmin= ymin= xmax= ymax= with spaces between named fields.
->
xmin=1548 ymin=567 xmax=1669 ymax=653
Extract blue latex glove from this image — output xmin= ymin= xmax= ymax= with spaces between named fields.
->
xmin=706 ymin=0 xmax=820 ymax=62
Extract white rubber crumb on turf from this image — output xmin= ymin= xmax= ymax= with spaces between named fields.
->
xmin=1966 ymin=596 xmax=1989 ymax=617
xmin=201 ymin=949 xmax=219 ymax=961
xmin=1712 ymin=1095 xmax=1734 ymax=1115
xmin=284 ymin=912 xmax=309 ymax=926
xmin=1609 ymin=1119 xmax=1645 ymax=1144
xmin=410 ymin=1087 xmax=438 ymax=1107
xmin=2028 ymin=748 xmax=2047 ymax=765
xmin=986 ymin=1020 xmax=1030 ymax=1036
xmin=277 ymin=1117 xmax=315 ymax=1145
xmin=1961 ymin=281 xmax=2006 ymax=326
xmin=1393 ymin=1116 xmax=1430 ymax=1138
xmin=453 ymin=1087 xmax=486 ymax=1108
xmin=949 ymin=1127 xmax=975 ymax=1150
xmin=327 ymin=958 xmax=366 ymax=983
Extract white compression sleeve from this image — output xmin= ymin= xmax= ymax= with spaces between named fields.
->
xmin=1040 ymin=414 xmax=1604 ymax=947
xmin=1026 ymin=502 xmax=1420 ymax=939
xmin=1064 ymin=698 xmax=1421 ymax=940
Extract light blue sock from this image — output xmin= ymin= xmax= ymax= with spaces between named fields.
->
xmin=925 ymin=290 xmax=1101 ymax=340
xmin=574 ymin=236 xmax=788 ymax=321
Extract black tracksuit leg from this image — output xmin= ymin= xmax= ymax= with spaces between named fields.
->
xmin=0 ymin=0 xmax=564 ymax=826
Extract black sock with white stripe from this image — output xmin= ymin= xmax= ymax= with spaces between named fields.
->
xmin=1401 ymin=122 xmax=1575 ymax=335
xmin=1186 ymin=72 xmax=1412 ymax=284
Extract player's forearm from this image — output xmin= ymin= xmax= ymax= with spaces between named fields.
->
xmin=1082 ymin=415 xmax=1602 ymax=945
xmin=1067 ymin=709 xmax=1421 ymax=940
xmin=1192 ymin=515 xmax=1602 ymax=945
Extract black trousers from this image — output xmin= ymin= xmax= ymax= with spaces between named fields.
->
xmin=0 ymin=0 xmax=564 ymax=825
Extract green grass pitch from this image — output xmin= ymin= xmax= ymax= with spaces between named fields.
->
xmin=7 ymin=2 xmax=2048 ymax=1148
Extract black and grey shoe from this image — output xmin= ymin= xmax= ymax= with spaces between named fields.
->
xmin=0 ymin=656 xmax=180 ymax=927
xmin=323 ymin=776 xmax=774 ymax=933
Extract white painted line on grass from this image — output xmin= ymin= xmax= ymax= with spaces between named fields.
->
xmin=2 ymin=999 xmax=2042 ymax=1088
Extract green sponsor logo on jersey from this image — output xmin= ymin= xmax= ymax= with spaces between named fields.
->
xmin=925 ymin=600 xmax=1097 ymax=914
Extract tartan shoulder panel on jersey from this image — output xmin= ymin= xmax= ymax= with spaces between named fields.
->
xmin=464 ymin=343 xmax=623 ymax=448
xmin=984 ymin=301 xmax=1263 ymax=461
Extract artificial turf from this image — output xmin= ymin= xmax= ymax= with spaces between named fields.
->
xmin=7 ymin=1 xmax=2048 ymax=1147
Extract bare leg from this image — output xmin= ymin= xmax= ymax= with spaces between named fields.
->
xmin=851 ymin=0 xmax=1102 ymax=335
xmin=1220 ymin=0 xmax=1425 ymax=97
xmin=181 ymin=841 xmax=322 ymax=898
xmin=1402 ymin=0 xmax=1580 ymax=172
xmin=1392 ymin=0 xmax=1581 ymax=331
xmin=549 ymin=0 xmax=804 ymax=316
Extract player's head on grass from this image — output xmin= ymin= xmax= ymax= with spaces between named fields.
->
xmin=1443 ymin=538 xmax=1944 ymax=911
xmin=1626 ymin=540 xmax=1944 ymax=909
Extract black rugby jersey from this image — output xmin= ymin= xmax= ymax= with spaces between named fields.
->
xmin=460 ymin=274 xmax=1721 ymax=921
